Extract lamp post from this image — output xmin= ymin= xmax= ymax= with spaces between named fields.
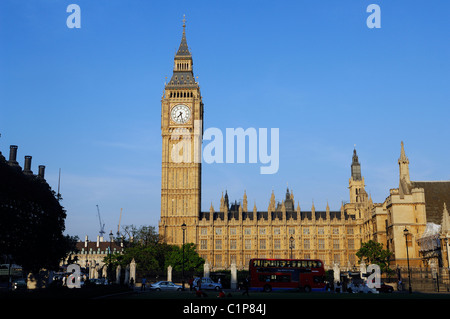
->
xmin=403 ymin=227 xmax=412 ymax=293
xmin=181 ymin=223 xmax=187 ymax=291
xmin=109 ymin=230 xmax=113 ymax=284
xmin=289 ymin=236 xmax=294 ymax=259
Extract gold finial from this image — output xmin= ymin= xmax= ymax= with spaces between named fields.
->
xmin=182 ymin=14 xmax=186 ymax=29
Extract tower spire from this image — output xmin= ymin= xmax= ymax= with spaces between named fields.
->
xmin=176 ymin=14 xmax=190 ymax=57
xmin=351 ymin=147 xmax=362 ymax=181
xmin=398 ymin=141 xmax=411 ymax=198
xmin=166 ymin=14 xmax=196 ymax=89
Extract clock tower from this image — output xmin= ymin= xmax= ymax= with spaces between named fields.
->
xmin=159 ymin=17 xmax=203 ymax=246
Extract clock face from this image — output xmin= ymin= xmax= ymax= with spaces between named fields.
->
xmin=171 ymin=104 xmax=191 ymax=124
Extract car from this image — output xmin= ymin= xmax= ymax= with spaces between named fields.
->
xmin=149 ymin=281 xmax=183 ymax=291
xmin=377 ymin=282 xmax=394 ymax=293
xmin=90 ymin=278 xmax=108 ymax=285
xmin=347 ymin=281 xmax=378 ymax=294
xmin=193 ymin=277 xmax=222 ymax=291
xmin=12 ymin=278 xmax=27 ymax=291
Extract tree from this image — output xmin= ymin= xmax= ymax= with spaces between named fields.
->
xmin=165 ymin=243 xmax=204 ymax=273
xmin=356 ymin=240 xmax=393 ymax=274
xmin=116 ymin=225 xmax=172 ymax=276
xmin=0 ymin=157 xmax=73 ymax=274
xmin=115 ymin=225 xmax=205 ymax=278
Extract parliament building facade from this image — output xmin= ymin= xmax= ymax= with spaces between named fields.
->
xmin=158 ymin=21 xmax=450 ymax=272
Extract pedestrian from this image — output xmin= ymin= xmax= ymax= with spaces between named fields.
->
xmin=141 ymin=277 xmax=146 ymax=291
xmin=335 ymin=281 xmax=341 ymax=293
xmin=242 ymin=276 xmax=250 ymax=296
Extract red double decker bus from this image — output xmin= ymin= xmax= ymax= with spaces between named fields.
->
xmin=248 ymin=258 xmax=327 ymax=292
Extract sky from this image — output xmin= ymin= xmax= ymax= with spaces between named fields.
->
xmin=1 ymin=0 xmax=449 ymax=241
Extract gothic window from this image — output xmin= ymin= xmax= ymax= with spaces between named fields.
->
xmin=274 ymin=239 xmax=281 ymax=250
xmin=318 ymin=239 xmax=325 ymax=249
xmin=304 ymin=239 xmax=310 ymax=250
xmin=259 ymin=239 xmax=266 ymax=249
xmin=348 ymin=239 xmax=354 ymax=249
xmin=333 ymin=239 xmax=340 ymax=249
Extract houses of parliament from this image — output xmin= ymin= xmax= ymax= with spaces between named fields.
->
xmin=158 ymin=19 xmax=450 ymax=271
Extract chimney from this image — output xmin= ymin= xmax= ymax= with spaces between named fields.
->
xmin=23 ymin=155 xmax=33 ymax=175
xmin=85 ymin=235 xmax=88 ymax=248
xmin=38 ymin=165 xmax=46 ymax=179
xmin=97 ymin=235 xmax=100 ymax=247
xmin=8 ymin=145 xmax=19 ymax=166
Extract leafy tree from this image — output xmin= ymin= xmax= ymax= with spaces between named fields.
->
xmin=114 ymin=225 xmax=171 ymax=275
xmin=0 ymin=156 xmax=74 ymax=273
xmin=356 ymin=240 xmax=393 ymax=274
xmin=112 ymin=225 xmax=204 ymax=277
xmin=165 ymin=243 xmax=204 ymax=273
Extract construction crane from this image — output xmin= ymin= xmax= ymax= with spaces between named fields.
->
xmin=117 ymin=208 xmax=123 ymax=237
xmin=96 ymin=205 xmax=105 ymax=238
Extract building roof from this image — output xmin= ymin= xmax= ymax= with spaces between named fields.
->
xmin=175 ymin=19 xmax=191 ymax=57
xmin=199 ymin=210 xmax=355 ymax=222
xmin=411 ymin=181 xmax=450 ymax=225
xmin=75 ymin=240 xmax=123 ymax=253
xmin=165 ymin=19 xmax=198 ymax=90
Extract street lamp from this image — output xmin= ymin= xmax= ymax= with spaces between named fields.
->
xmin=109 ymin=230 xmax=113 ymax=284
xmin=289 ymin=236 xmax=294 ymax=259
xmin=181 ymin=223 xmax=187 ymax=290
xmin=403 ymin=227 xmax=412 ymax=293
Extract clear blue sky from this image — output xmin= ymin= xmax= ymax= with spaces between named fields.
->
xmin=1 ymin=0 xmax=449 ymax=240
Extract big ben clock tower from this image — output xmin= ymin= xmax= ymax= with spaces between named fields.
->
xmin=159 ymin=17 xmax=203 ymax=246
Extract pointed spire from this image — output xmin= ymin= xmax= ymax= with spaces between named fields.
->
xmin=399 ymin=141 xmax=409 ymax=164
xmin=220 ymin=192 xmax=224 ymax=211
xmin=243 ymin=190 xmax=248 ymax=212
xmin=176 ymin=14 xmax=191 ymax=57
xmin=441 ymin=203 xmax=450 ymax=235
xmin=351 ymin=147 xmax=362 ymax=181
xmin=398 ymin=141 xmax=411 ymax=197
